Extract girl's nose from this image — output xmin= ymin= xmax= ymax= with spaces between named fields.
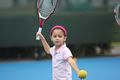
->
xmin=56 ymin=36 xmax=59 ymax=39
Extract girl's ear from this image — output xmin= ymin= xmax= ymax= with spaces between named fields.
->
xmin=64 ymin=36 xmax=67 ymax=42
xmin=50 ymin=36 xmax=53 ymax=41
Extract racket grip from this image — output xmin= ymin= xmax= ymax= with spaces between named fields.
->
xmin=36 ymin=27 xmax=42 ymax=40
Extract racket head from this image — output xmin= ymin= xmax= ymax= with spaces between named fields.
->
xmin=114 ymin=0 xmax=120 ymax=26
xmin=36 ymin=0 xmax=58 ymax=40
xmin=37 ymin=0 xmax=58 ymax=24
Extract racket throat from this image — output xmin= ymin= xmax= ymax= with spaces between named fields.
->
xmin=40 ymin=20 xmax=43 ymax=27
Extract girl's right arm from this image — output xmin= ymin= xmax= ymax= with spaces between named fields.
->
xmin=36 ymin=32 xmax=50 ymax=54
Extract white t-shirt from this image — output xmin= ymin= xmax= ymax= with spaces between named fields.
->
xmin=50 ymin=43 xmax=73 ymax=80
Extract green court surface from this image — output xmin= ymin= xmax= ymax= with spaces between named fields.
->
xmin=0 ymin=57 xmax=120 ymax=80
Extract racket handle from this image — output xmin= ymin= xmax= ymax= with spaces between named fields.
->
xmin=36 ymin=27 xmax=42 ymax=40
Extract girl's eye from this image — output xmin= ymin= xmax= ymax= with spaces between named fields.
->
xmin=53 ymin=35 xmax=56 ymax=38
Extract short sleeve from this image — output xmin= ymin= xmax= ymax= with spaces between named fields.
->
xmin=63 ymin=48 xmax=73 ymax=60
xmin=49 ymin=46 xmax=54 ymax=56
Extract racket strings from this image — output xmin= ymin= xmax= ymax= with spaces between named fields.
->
xmin=39 ymin=0 xmax=57 ymax=18
xmin=40 ymin=7 xmax=53 ymax=16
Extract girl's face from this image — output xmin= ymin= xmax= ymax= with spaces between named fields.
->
xmin=50 ymin=29 xmax=66 ymax=47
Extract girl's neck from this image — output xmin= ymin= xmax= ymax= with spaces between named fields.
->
xmin=55 ymin=43 xmax=64 ymax=52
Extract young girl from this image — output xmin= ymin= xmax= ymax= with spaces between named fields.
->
xmin=36 ymin=25 xmax=80 ymax=80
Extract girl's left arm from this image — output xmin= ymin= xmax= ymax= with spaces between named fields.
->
xmin=68 ymin=57 xmax=80 ymax=76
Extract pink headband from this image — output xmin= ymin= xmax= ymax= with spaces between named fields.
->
xmin=50 ymin=26 xmax=67 ymax=36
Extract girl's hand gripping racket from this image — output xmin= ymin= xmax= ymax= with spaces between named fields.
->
xmin=36 ymin=0 xmax=59 ymax=40
xmin=114 ymin=0 xmax=120 ymax=27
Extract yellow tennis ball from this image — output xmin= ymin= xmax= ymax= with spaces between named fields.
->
xmin=78 ymin=70 xmax=87 ymax=79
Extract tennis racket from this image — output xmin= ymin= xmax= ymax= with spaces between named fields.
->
xmin=36 ymin=0 xmax=59 ymax=40
xmin=114 ymin=0 xmax=120 ymax=27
